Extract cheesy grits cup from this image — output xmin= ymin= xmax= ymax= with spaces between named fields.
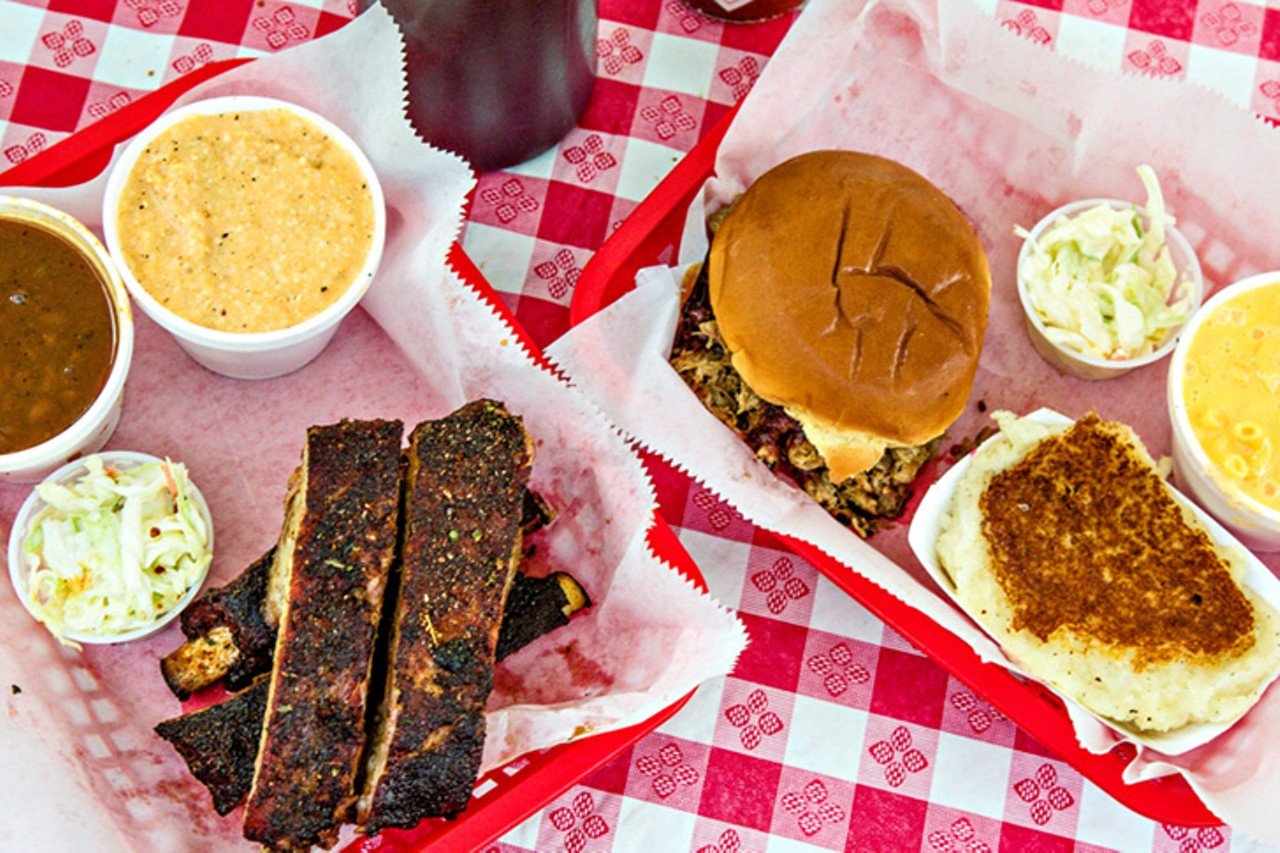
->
xmin=1169 ymin=273 xmax=1280 ymax=551
xmin=0 ymin=197 xmax=134 ymax=484
xmin=1016 ymin=198 xmax=1204 ymax=380
xmin=101 ymin=96 xmax=386 ymax=380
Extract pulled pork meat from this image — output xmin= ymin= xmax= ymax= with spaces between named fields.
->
xmin=670 ymin=261 xmax=938 ymax=537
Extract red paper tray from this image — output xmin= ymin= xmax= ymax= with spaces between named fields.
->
xmin=570 ymin=107 xmax=1221 ymax=828
xmin=0 ymin=60 xmax=703 ymax=850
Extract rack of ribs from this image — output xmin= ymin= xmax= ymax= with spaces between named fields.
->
xmin=358 ymin=400 xmax=534 ymax=832
xmin=154 ymin=571 xmax=589 ymax=817
xmin=243 ymin=419 xmax=403 ymax=850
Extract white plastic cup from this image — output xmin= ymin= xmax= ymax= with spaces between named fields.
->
xmin=101 ymin=96 xmax=386 ymax=380
xmin=1016 ymin=198 xmax=1204 ymax=380
xmin=8 ymin=451 xmax=215 ymax=645
xmin=0 ymin=197 xmax=135 ymax=484
xmin=1167 ymin=273 xmax=1280 ymax=552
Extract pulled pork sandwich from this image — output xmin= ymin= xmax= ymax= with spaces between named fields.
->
xmin=672 ymin=151 xmax=991 ymax=535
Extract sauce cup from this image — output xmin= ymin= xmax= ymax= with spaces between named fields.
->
xmin=101 ymin=96 xmax=386 ymax=380
xmin=8 ymin=451 xmax=214 ymax=645
xmin=0 ymin=197 xmax=134 ymax=484
xmin=1168 ymin=273 xmax=1280 ymax=551
xmin=1016 ymin=198 xmax=1204 ymax=380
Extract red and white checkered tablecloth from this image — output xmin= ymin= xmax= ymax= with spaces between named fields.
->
xmin=2 ymin=0 xmax=1276 ymax=849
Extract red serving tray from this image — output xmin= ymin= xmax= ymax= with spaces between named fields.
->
xmin=570 ymin=107 xmax=1222 ymax=828
xmin=0 ymin=60 xmax=703 ymax=850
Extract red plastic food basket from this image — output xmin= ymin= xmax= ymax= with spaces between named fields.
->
xmin=0 ymin=60 xmax=705 ymax=851
xmin=569 ymin=107 xmax=1221 ymax=828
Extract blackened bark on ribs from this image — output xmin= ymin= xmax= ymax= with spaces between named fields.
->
xmin=243 ymin=419 xmax=403 ymax=851
xmin=494 ymin=571 xmax=590 ymax=661
xmin=160 ymin=548 xmax=276 ymax=699
xmin=359 ymin=400 xmax=533 ymax=832
xmin=154 ymin=678 xmax=270 ymax=815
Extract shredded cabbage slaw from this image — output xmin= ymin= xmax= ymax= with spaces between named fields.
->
xmin=21 ymin=455 xmax=211 ymax=645
xmin=1016 ymin=166 xmax=1193 ymax=361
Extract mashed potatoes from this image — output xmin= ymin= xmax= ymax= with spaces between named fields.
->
xmin=936 ymin=412 xmax=1280 ymax=733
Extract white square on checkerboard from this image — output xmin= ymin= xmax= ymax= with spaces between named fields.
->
xmin=642 ymin=32 xmax=719 ymax=98
xmin=460 ymin=223 xmax=537 ymax=297
xmin=676 ymin=528 xmax=751 ymax=608
xmin=782 ymin=694 xmax=867 ymax=781
xmin=616 ymin=136 xmax=683 ymax=203
xmin=1052 ymin=15 xmax=1127 ymax=72
xmin=764 ymin=834 xmax=834 ymax=853
xmin=1072 ymin=781 xmax=1158 ymax=848
xmin=0 ymin=3 xmax=45 ymax=64
xmin=92 ymin=27 xmax=177 ymax=91
xmin=655 ymin=674 xmax=725 ymax=745
xmin=967 ymin=0 xmax=998 ymax=16
xmin=805 ymin=574 xmax=885 ymax=646
xmin=234 ymin=44 xmax=269 ymax=60
xmin=499 ymin=806 xmax=545 ymax=849
xmin=615 ymin=797 xmax=697 ymax=850
xmin=505 ymin=145 xmax=558 ymax=181
xmin=927 ymin=732 xmax=1013 ymax=820
xmin=1187 ymin=43 xmax=1259 ymax=108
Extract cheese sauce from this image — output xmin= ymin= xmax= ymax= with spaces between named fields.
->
xmin=1182 ymin=282 xmax=1280 ymax=510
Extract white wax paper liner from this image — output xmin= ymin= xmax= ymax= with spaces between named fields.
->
xmin=547 ymin=0 xmax=1280 ymax=842
xmin=0 ymin=8 xmax=747 ymax=850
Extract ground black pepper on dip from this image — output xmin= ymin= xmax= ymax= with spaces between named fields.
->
xmin=0 ymin=217 xmax=115 ymax=454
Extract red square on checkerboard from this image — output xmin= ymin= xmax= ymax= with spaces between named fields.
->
xmin=624 ymin=734 xmax=710 ymax=812
xmin=731 ymin=614 xmax=806 ymax=694
xmin=9 ymin=66 xmax=91 ymax=133
xmin=177 ymin=0 xmax=255 ymax=44
xmin=538 ymin=181 xmax=615 ymax=248
xmin=46 ymin=0 xmax=116 ymax=23
xmin=717 ymin=14 xmax=791 ymax=54
xmin=697 ymin=746 xmax=783 ymax=832
xmin=600 ymin=0 xmax=662 ymax=30
xmin=314 ymin=9 xmax=351 ymax=38
xmin=858 ymin=716 xmax=937 ymax=800
xmin=738 ymin=548 xmax=815 ymax=627
xmin=536 ymin=787 xmax=622 ymax=852
xmin=1192 ymin=0 xmax=1263 ymax=55
xmin=796 ymin=629 xmax=878 ymax=711
xmin=1262 ymin=8 xmax=1280 ymax=63
xmin=845 ymin=786 xmax=928 ymax=853
xmin=713 ymin=678 xmax=793 ymax=763
xmin=1128 ymin=0 xmax=1196 ymax=41
xmin=868 ymin=647 xmax=949 ymax=729
xmin=510 ymin=294 xmax=570 ymax=350
xmin=998 ymin=823 xmax=1076 ymax=852
xmin=1003 ymin=755 xmax=1082 ymax=837
xmin=580 ymin=78 xmax=643 ymax=136
xmin=1012 ymin=725 xmax=1058 ymax=760
xmin=923 ymin=805 xmax=1002 ymax=853
xmin=580 ymin=743 xmax=634 ymax=796
xmin=645 ymin=453 xmax=694 ymax=519
xmin=937 ymin=677 xmax=1016 ymax=747
xmin=630 ymin=88 xmax=705 ymax=151
xmin=770 ymin=767 xmax=854 ymax=845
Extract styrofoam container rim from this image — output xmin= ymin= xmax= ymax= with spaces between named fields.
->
xmin=7 ymin=451 xmax=214 ymax=645
xmin=1015 ymin=197 xmax=1205 ymax=377
xmin=101 ymin=95 xmax=386 ymax=353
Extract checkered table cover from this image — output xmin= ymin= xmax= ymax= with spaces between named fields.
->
xmin=1 ymin=0 xmax=1274 ymax=848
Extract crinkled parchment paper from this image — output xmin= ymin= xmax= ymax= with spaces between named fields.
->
xmin=0 ymin=8 xmax=746 ymax=850
xmin=547 ymin=0 xmax=1280 ymax=841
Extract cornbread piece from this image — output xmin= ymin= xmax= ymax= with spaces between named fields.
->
xmin=495 ymin=571 xmax=591 ymax=661
xmin=672 ymin=260 xmax=938 ymax=536
xmin=937 ymin=412 xmax=1280 ymax=731
xmin=155 ymin=679 xmax=270 ymax=815
xmin=161 ymin=549 xmax=276 ymax=699
xmin=155 ymin=571 xmax=589 ymax=816
xmin=244 ymin=420 xmax=402 ymax=851
xmin=359 ymin=401 xmax=534 ymax=832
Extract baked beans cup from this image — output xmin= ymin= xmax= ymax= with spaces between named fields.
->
xmin=1168 ymin=273 xmax=1280 ymax=552
xmin=101 ymin=96 xmax=386 ymax=380
xmin=0 ymin=197 xmax=135 ymax=484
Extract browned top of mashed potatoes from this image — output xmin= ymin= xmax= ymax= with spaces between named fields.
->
xmin=117 ymin=108 xmax=375 ymax=333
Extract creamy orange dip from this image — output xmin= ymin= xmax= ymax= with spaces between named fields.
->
xmin=1183 ymin=282 xmax=1280 ymax=510
xmin=117 ymin=108 xmax=375 ymax=333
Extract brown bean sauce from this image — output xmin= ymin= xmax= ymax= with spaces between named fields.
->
xmin=0 ymin=218 xmax=115 ymax=454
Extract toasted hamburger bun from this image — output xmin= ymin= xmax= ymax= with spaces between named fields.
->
xmin=708 ymin=151 xmax=990 ymax=481
xmin=937 ymin=412 xmax=1280 ymax=733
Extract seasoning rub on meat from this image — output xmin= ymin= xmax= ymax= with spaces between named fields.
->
xmin=243 ymin=419 xmax=403 ymax=851
xmin=358 ymin=400 xmax=533 ymax=832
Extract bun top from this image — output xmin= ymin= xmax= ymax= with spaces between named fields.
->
xmin=708 ymin=150 xmax=990 ymax=476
